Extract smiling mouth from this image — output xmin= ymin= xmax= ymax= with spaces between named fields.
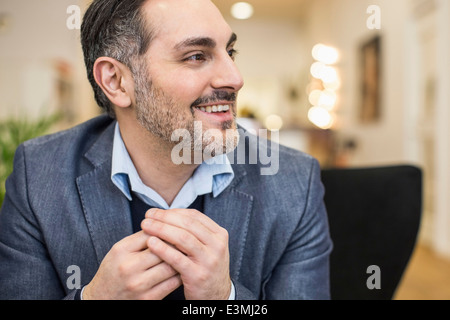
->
xmin=194 ymin=104 xmax=231 ymax=113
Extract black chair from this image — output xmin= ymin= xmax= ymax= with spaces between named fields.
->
xmin=321 ymin=165 xmax=423 ymax=300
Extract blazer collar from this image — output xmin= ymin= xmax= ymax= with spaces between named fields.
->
xmin=203 ymin=182 xmax=253 ymax=280
xmin=204 ymin=150 xmax=254 ymax=280
xmin=76 ymin=120 xmax=133 ymax=264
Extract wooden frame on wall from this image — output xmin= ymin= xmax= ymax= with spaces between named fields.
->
xmin=360 ymin=35 xmax=382 ymax=123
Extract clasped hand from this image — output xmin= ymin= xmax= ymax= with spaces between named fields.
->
xmin=83 ymin=208 xmax=231 ymax=300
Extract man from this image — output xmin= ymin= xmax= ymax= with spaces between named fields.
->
xmin=0 ymin=0 xmax=332 ymax=300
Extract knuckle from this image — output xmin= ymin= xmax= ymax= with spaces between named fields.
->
xmin=125 ymin=278 xmax=140 ymax=292
xmin=148 ymin=237 xmax=163 ymax=254
xmin=206 ymin=252 xmax=221 ymax=269
xmin=187 ymin=209 xmax=201 ymax=216
xmin=117 ymin=261 xmax=131 ymax=277
xmin=182 ymin=216 xmax=194 ymax=229
xmin=195 ymin=269 xmax=209 ymax=284
xmin=179 ymin=230 xmax=193 ymax=244
xmin=151 ymin=209 xmax=165 ymax=221
xmin=219 ymin=227 xmax=229 ymax=241
xmin=111 ymin=241 xmax=124 ymax=255
xmin=215 ymin=228 xmax=229 ymax=252
xmin=150 ymin=220 xmax=164 ymax=233
xmin=171 ymin=252 xmax=185 ymax=266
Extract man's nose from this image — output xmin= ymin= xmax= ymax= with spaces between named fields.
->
xmin=211 ymin=54 xmax=244 ymax=92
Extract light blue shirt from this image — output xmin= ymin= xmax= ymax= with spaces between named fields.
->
xmin=109 ymin=123 xmax=236 ymax=300
xmin=111 ymin=123 xmax=234 ymax=209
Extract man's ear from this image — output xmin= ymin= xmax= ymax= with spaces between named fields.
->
xmin=93 ymin=57 xmax=133 ymax=109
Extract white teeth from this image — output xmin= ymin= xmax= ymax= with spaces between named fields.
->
xmin=197 ymin=105 xmax=230 ymax=113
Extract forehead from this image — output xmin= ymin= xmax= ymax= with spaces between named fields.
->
xmin=142 ymin=0 xmax=233 ymax=48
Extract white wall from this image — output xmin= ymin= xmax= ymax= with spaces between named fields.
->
xmin=225 ymin=17 xmax=311 ymax=128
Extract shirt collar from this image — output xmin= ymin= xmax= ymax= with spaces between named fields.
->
xmin=111 ymin=123 xmax=234 ymax=209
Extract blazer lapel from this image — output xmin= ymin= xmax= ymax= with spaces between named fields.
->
xmin=76 ymin=122 xmax=133 ymax=265
xmin=203 ymin=163 xmax=254 ymax=280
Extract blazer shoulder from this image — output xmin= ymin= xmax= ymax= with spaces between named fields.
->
xmin=23 ymin=114 xmax=114 ymax=151
xmin=235 ymin=128 xmax=318 ymax=179
xmin=17 ymin=114 xmax=115 ymax=179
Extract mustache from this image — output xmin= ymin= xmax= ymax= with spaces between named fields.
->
xmin=191 ymin=91 xmax=237 ymax=107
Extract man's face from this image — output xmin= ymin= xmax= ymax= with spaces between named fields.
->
xmin=133 ymin=0 xmax=244 ymax=155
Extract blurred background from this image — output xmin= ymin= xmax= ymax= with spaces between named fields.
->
xmin=0 ymin=0 xmax=449 ymax=299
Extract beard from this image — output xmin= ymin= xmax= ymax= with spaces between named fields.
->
xmin=131 ymin=59 xmax=240 ymax=160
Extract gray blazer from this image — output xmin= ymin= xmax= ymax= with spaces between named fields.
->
xmin=0 ymin=115 xmax=332 ymax=300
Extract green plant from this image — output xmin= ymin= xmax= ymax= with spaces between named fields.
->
xmin=0 ymin=114 xmax=60 ymax=206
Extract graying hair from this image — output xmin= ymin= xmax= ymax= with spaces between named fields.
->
xmin=81 ymin=0 xmax=152 ymax=118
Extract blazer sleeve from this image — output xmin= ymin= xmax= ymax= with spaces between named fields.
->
xmin=233 ymin=279 xmax=258 ymax=300
xmin=0 ymin=144 xmax=75 ymax=299
xmin=262 ymin=158 xmax=333 ymax=300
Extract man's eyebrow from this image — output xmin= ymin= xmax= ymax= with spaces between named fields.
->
xmin=174 ymin=37 xmax=216 ymax=51
xmin=173 ymin=33 xmax=238 ymax=51
xmin=227 ymin=33 xmax=237 ymax=48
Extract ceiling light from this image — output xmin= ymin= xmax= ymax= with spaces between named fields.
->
xmin=310 ymin=62 xmax=326 ymax=79
xmin=308 ymin=106 xmax=334 ymax=129
xmin=312 ymin=44 xmax=339 ymax=65
xmin=320 ymin=66 xmax=339 ymax=84
xmin=231 ymin=2 xmax=254 ymax=20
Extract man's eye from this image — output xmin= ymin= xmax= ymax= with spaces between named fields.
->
xmin=184 ymin=53 xmax=205 ymax=61
xmin=228 ymin=49 xmax=238 ymax=60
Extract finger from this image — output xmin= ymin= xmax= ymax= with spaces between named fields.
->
xmin=133 ymin=248 xmax=163 ymax=270
xmin=143 ymin=210 xmax=229 ymax=253
xmin=124 ymin=262 xmax=179 ymax=298
xmin=112 ymin=231 xmax=163 ymax=272
xmin=113 ymin=247 xmax=163 ymax=279
xmin=142 ymin=274 xmax=182 ymax=300
xmin=147 ymin=236 xmax=193 ymax=276
xmin=143 ymin=261 xmax=179 ymax=284
xmin=143 ymin=209 xmax=221 ymax=246
xmin=113 ymin=230 xmax=152 ymax=253
xmin=142 ymin=219 xmax=206 ymax=257
xmin=145 ymin=208 xmax=224 ymax=234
